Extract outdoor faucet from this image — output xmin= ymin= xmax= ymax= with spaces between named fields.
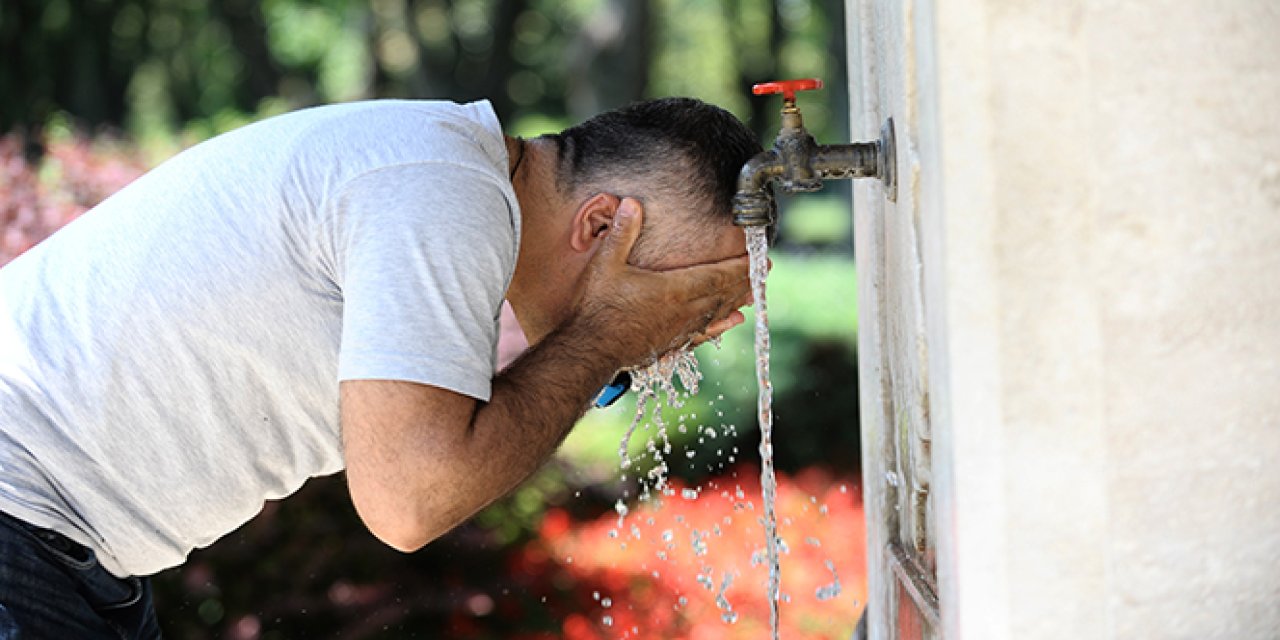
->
xmin=732 ymin=78 xmax=897 ymax=227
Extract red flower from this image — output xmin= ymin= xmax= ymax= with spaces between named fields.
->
xmin=528 ymin=464 xmax=866 ymax=639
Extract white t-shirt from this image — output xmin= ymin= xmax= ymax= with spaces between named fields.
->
xmin=0 ymin=100 xmax=521 ymax=577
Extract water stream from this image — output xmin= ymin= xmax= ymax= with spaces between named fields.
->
xmin=745 ymin=225 xmax=782 ymax=640
xmin=599 ymin=225 xmax=821 ymax=638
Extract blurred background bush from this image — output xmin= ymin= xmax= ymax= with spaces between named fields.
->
xmin=1 ymin=1 xmax=863 ymax=637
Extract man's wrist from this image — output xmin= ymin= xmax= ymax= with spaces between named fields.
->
xmin=547 ymin=311 xmax=628 ymax=374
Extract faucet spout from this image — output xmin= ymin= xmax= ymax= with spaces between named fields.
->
xmin=732 ymin=150 xmax=784 ymax=227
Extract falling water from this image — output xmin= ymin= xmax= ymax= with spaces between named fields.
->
xmin=745 ymin=225 xmax=782 ymax=640
xmin=617 ymin=348 xmax=702 ymax=470
xmin=594 ymin=228 xmax=844 ymax=636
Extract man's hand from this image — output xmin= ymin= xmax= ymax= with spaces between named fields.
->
xmin=568 ymin=198 xmax=752 ymax=369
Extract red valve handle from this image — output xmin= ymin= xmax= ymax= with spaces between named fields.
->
xmin=752 ymin=78 xmax=824 ymax=102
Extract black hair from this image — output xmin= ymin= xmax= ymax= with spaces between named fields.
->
xmin=551 ymin=97 xmax=762 ymax=224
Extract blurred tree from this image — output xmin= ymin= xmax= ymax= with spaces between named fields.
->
xmin=2 ymin=0 xmax=849 ymax=149
xmin=565 ymin=0 xmax=651 ymax=118
xmin=214 ymin=0 xmax=285 ymax=111
xmin=1 ymin=0 xmax=133 ymax=157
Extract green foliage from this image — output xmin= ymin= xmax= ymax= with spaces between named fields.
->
xmin=649 ymin=0 xmax=745 ymax=116
xmin=472 ymin=464 xmax=575 ymax=546
xmin=778 ymin=194 xmax=854 ymax=248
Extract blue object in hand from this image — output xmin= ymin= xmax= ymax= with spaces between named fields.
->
xmin=594 ymin=371 xmax=632 ymax=408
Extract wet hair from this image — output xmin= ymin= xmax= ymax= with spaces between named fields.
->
xmin=550 ymin=97 xmax=763 ymax=231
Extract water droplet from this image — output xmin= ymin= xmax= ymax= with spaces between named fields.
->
xmin=601 ymin=597 xmax=612 ymax=608
xmin=602 ymin=615 xmax=613 ymax=627
xmin=816 ymin=560 xmax=842 ymax=601
xmin=885 ymin=471 xmax=900 ymax=487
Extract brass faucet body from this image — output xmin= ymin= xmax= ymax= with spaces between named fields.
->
xmin=733 ymin=106 xmax=896 ymax=228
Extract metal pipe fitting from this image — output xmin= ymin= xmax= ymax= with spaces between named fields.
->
xmin=732 ymin=117 xmax=897 ymax=228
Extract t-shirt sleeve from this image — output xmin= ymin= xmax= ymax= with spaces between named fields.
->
xmin=328 ymin=162 xmax=516 ymax=401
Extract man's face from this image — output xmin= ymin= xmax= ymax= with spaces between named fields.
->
xmin=634 ymin=212 xmax=748 ymax=273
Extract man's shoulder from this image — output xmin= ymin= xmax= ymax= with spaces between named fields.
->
xmin=278 ymin=100 xmax=508 ymax=182
xmin=285 ymin=100 xmax=501 ymax=150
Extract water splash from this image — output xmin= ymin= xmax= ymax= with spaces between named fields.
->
xmin=714 ymin=571 xmax=737 ymax=623
xmin=618 ymin=348 xmax=702 ymax=468
xmin=592 ymin=227 xmax=835 ymax=635
xmin=746 ymin=225 xmax=783 ymax=640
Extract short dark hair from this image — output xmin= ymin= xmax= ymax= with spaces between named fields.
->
xmin=551 ymin=97 xmax=762 ymax=225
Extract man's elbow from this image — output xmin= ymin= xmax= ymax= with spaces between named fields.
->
xmin=349 ymin=489 xmax=449 ymax=553
xmin=368 ymin=522 xmax=433 ymax=554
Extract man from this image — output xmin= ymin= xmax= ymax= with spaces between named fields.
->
xmin=0 ymin=96 xmax=762 ymax=637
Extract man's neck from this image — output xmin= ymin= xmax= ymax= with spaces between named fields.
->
xmin=504 ymin=135 xmax=576 ymax=345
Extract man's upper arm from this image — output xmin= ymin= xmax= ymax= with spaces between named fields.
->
xmin=329 ymin=161 xmax=516 ymax=550
xmin=330 ymin=163 xmax=516 ymax=400
xmin=340 ymin=378 xmax=477 ymax=552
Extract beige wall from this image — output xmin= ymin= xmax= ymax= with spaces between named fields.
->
xmin=852 ymin=1 xmax=1280 ymax=638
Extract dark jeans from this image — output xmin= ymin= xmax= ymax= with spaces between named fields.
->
xmin=0 ymin=510 xmax=161 ymax=639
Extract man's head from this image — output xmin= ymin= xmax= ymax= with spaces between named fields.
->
xmin=546 ymin=97 xmax=763 ymax=268
xmin=505 ymin=97 xmax=762 ymax=343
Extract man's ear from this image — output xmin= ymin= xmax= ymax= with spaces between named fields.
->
xmin=569 ymin=193 xmax=622 ymax=253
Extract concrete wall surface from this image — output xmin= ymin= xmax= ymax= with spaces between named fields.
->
xmin=851 ymin=1 xmax=1280 ymax=638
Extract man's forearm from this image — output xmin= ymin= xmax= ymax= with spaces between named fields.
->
xmin=493 ymin=320 xmax=619 ymax=427
xmin=411 ymin=317 xmax=625 ymax=543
